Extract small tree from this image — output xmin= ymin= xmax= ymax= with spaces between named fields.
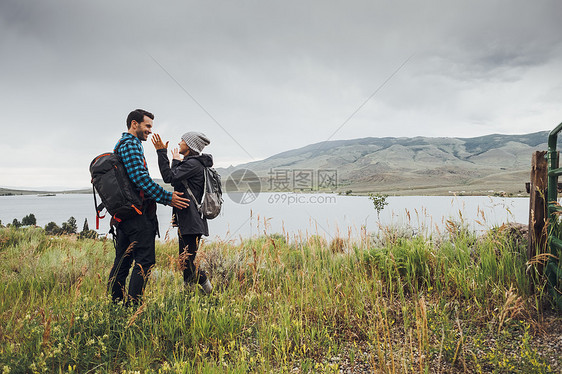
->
xmin=82 ymin=218 xmax=89 ymax=232
xmin=68 ymin=217 xmax=77 ymax=232
xmin=369 ymin=193 xmax=389 ymax=219
xmin=22 ymin=213 xmax=37 ymax=226
xmin=12 ymin=218 xmax=22 ymax=228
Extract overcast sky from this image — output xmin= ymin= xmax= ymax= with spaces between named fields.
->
xmin=1 ymin=0 xmax=561 ymax=189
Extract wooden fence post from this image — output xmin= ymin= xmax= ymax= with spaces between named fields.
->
xmin=527 ymin=151 xmax=548 ymax=265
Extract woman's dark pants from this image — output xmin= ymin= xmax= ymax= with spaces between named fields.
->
xmin=179 ymin=234 xmax=207 ymax=285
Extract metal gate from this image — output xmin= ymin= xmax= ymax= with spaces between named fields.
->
xmin=546 ymin=123 xmax=562 ymax=309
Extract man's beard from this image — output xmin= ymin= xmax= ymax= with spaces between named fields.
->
xmin=136 ymin=128 xmax=147 ymax=140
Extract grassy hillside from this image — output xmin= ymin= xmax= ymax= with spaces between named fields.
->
xmin=0 ymin=224 xmax=560 ymax=373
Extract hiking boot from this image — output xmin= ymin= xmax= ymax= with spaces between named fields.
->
xmin=201 ymin=279 xmax=213 ymax=294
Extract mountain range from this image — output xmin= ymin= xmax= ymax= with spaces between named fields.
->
xmin=217 ymin=130 xmax=549 ymax=196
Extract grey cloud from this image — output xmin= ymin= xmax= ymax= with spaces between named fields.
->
xmin=0 ymin=0 xmax=561 ymax=188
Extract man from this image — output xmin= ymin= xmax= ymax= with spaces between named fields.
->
xmin=108 ymin=109 xmax=189 ymax=305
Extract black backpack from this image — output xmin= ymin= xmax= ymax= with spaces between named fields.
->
xmin=90 ymin=140 xmax=143 ymax=229
xmin=182 ymin=166 xmax=223 ymax=219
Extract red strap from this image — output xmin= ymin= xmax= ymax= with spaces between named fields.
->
xmin=96 ymin=210 xmax=106 ymax=230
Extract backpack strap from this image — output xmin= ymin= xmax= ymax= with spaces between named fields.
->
xmin=114 ymin=137 xmax=146 ymax=201
xmin=194 ymin=157 xmax=209 ymax=203
xmin=182 ymin=177 xmax=204 ymax=219
xmin=92 ymin=184 xmax=106 ymax=229
xmin=181 ymin=166 xmax=207 ymax=219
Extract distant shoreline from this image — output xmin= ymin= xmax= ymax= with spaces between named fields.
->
xmin=0 ymin=189 xmax=530 ymax=198
xmin=0 ymin=188 xmax=91 ymax=196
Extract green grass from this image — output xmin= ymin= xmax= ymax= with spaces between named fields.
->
xmin=0 ymin=223 xmax=560 ymax=373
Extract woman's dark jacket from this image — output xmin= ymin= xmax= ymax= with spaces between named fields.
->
xmin=156 ymin=149 xmax=213 ymax=236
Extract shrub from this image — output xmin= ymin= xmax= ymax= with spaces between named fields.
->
xmin=79 ymin=230 xmax=98 ymax=240
xmin=61 ymin=217 xmax=77 ymax=234
xmin=22 ymin=213 xmax=37 ymax=226
xmin=45 ymin=221 xmax=62 ymax=235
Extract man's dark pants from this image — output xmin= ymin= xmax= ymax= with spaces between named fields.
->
xmin=108 ymin=215 xmax=157 ymax=303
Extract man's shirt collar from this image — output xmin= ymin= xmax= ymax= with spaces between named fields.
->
xmin=121 ymin=132 xmax=140 ymax=143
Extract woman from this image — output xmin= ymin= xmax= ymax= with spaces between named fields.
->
xmin=152 ymin=131 xmax=213 ymax=294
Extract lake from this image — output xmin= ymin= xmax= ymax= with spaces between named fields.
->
xmin=0 ymin=193 xmax=529 ymax=242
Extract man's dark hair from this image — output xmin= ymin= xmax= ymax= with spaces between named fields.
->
xmin=127 ymin=109 xmax=154 ymax=129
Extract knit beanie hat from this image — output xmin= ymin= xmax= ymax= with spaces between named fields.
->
xmin=181 ymin=131 xmax=210 ymax=154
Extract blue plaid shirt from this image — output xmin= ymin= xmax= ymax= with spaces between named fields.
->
xmin=115 ymin=133 xmax=172 ymax=206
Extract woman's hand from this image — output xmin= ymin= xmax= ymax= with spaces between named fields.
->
xmin=151 ymin=134 xmax=169 ymax=150
xmin=171 ymin=148 xmax=182 ymax=161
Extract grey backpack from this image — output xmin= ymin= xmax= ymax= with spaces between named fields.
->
xmin=182 ymin=167 xmax=223 ymax=219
